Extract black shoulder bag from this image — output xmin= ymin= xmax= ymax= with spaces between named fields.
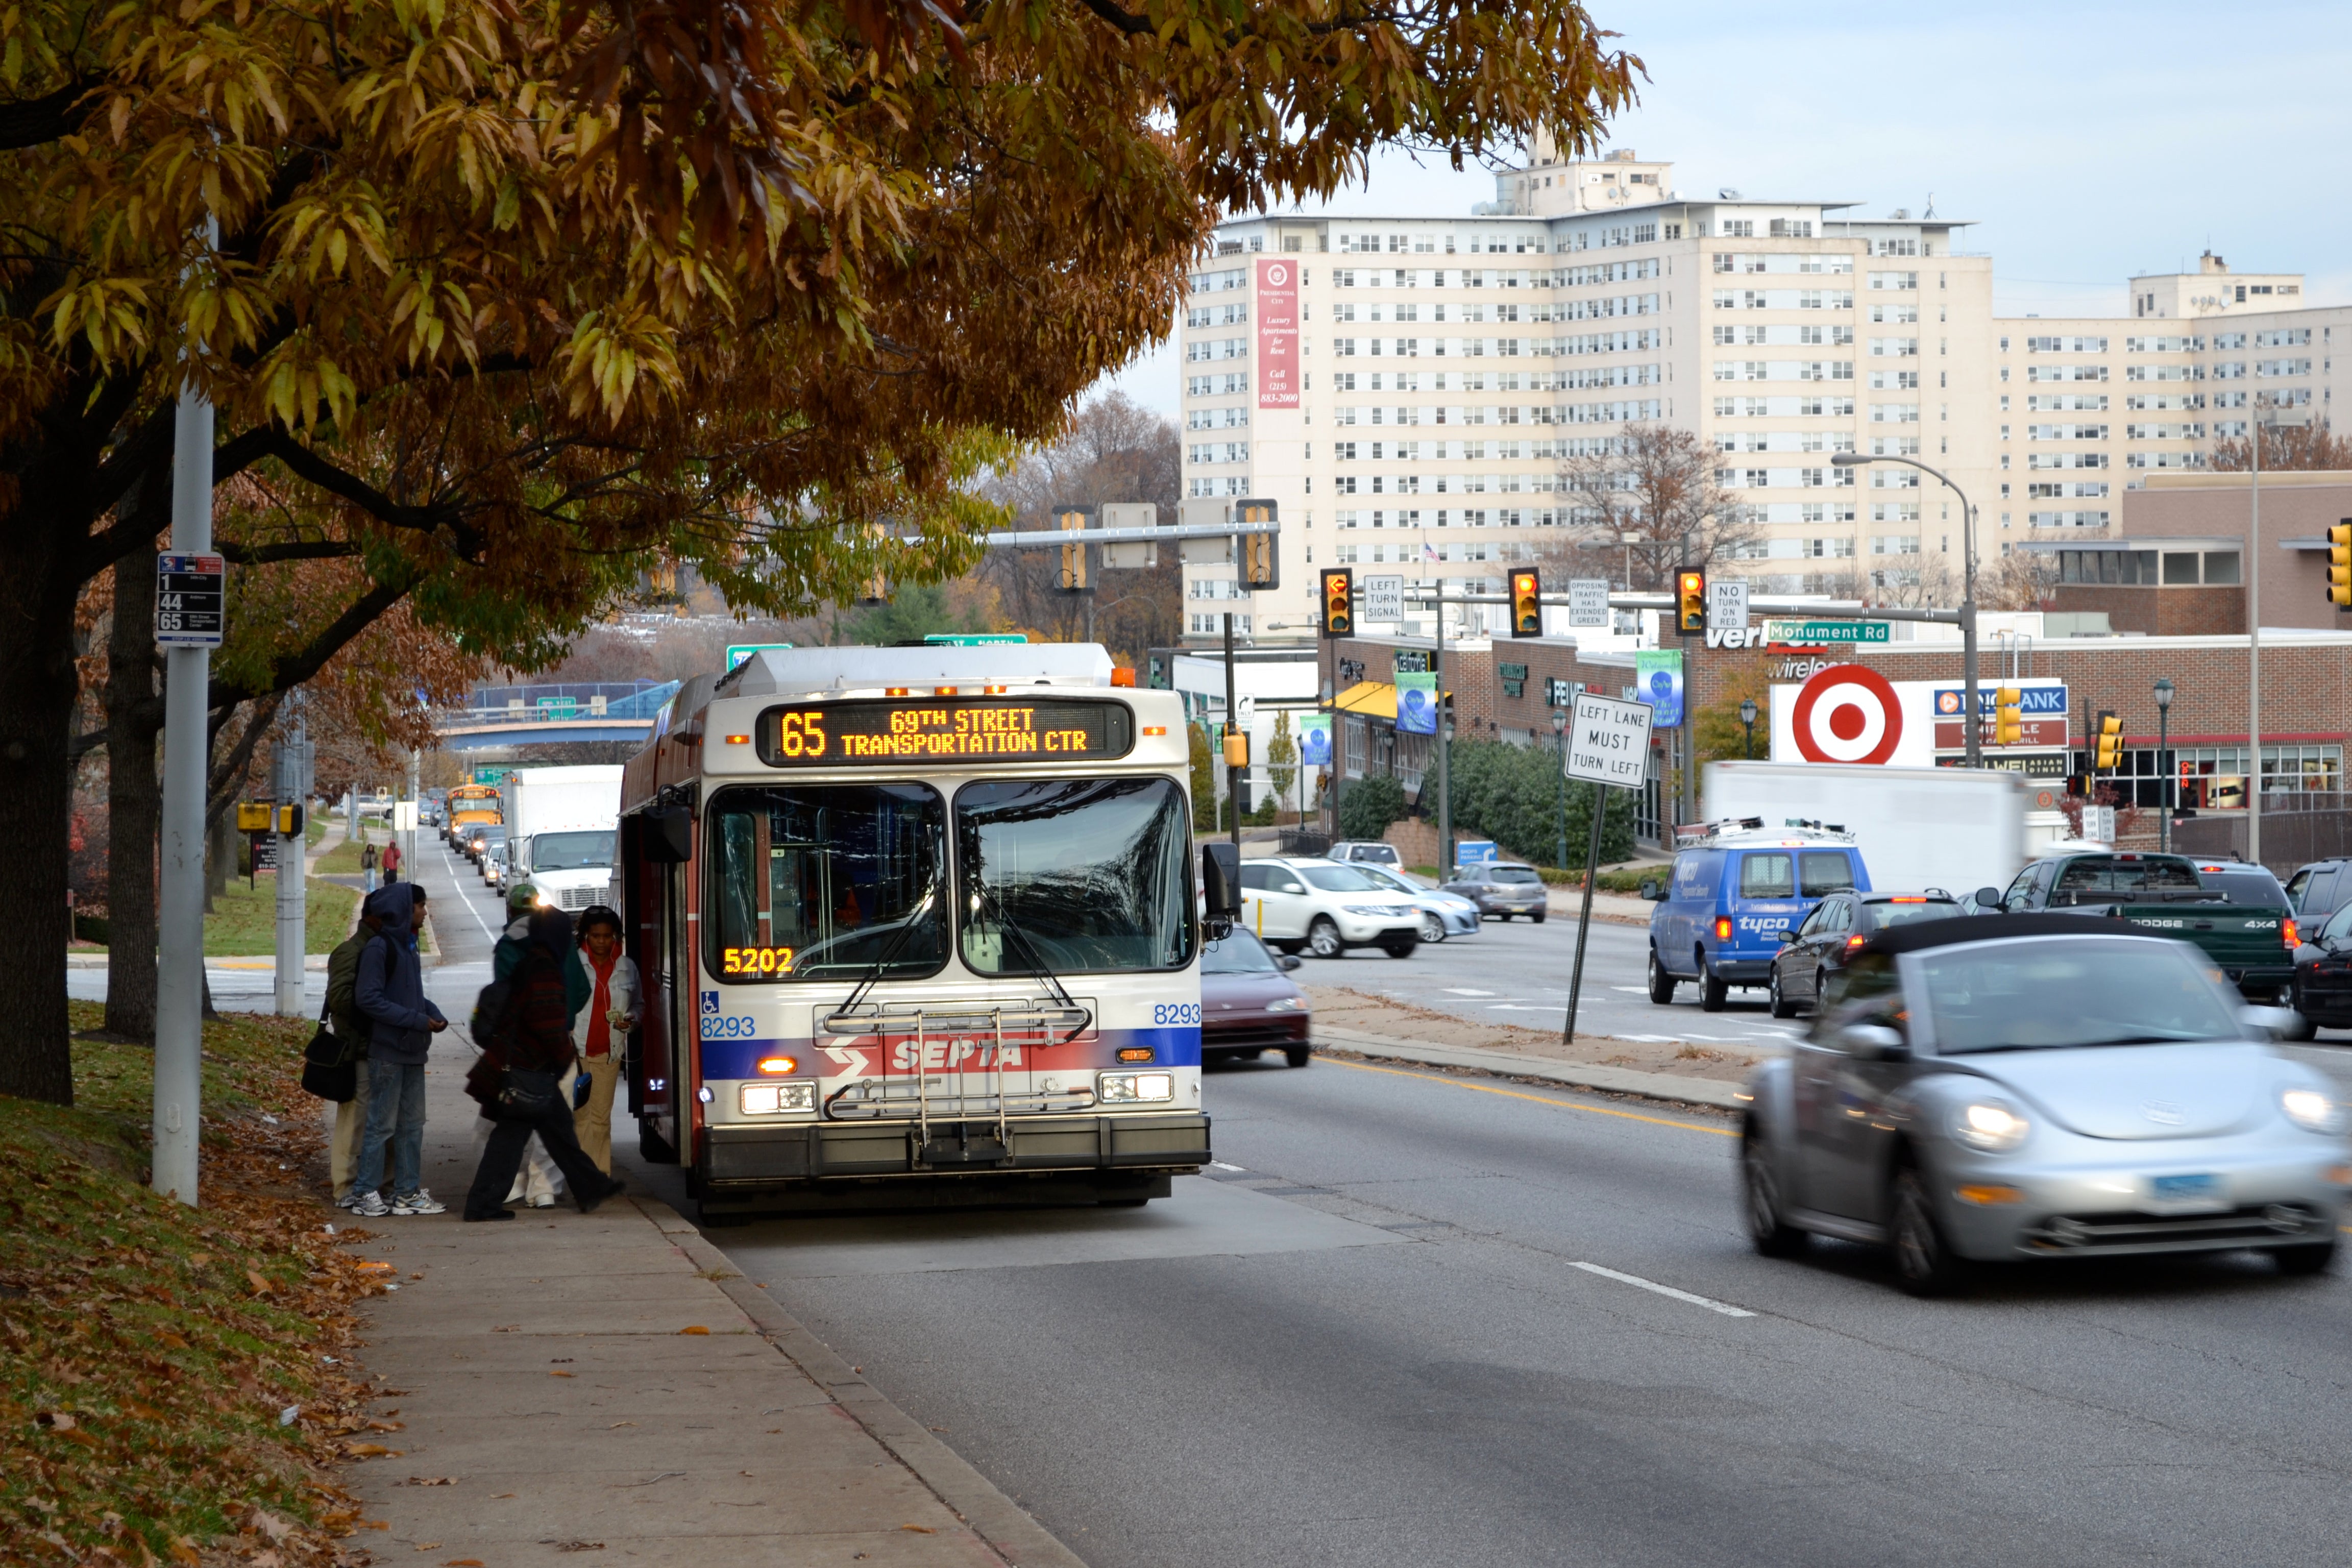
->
xmin=300 ymin=1001 xmax=358 ymax=1102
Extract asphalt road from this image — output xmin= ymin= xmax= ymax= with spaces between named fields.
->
xmin=404 ymin=835 xmax=2352 ymax=1567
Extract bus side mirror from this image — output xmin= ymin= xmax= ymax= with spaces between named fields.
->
xmin=645 ymin=804 xmax=693 ymax=863
xmin=1202 ymin=842 xmax=1243 ymax=921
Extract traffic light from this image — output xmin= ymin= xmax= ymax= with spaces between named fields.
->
xmin=1055 ymin=504 xmax=1091 ymax=594
xmin=2094 ymin=710 xmax=2123 ymax=771
xmin=1320 ymin=569 xmax=1354 ymax=639
xmin=1675 ymin=567 xmax=1705 ymax=636
xmin=1508 ymin=568 xmax=1543 ymax=638
xmin=1237 ymin=498 xmax=1279 ymax=590
xmin=1994 ymin=687 xmax=2023 ymax=747
xmin=2329 ymin=518 xmax=2352 ymax=608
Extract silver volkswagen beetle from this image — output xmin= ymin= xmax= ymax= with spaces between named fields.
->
xmin=1740 ymin=913 xmax=2352 ymax=1295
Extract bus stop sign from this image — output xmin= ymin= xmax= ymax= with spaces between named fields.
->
xmin=156 ymin=554 xmax=225 ymax=648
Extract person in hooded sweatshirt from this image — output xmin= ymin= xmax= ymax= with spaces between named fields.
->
xmin=480 ymin=883 xmax=589 ymax=1205
xmin=349 ymin=883 xmax=448 ymax=1218
xmin=464 ymin=905 xmax=623 ymax=1221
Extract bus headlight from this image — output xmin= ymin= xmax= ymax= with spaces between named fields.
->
xmin=1096 ymin=1071 xmax=1175 ymax=1104
xmin=740 ymin=1082 xmax=817 ymax=1115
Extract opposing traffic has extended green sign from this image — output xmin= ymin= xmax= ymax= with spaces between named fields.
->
xmin=1763 ymin=618 xmax=1890 ymax=645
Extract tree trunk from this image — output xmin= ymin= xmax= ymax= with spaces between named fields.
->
xmin=103 ymin=545 xmax=164 ymax=1041
xmin=0 ymin=513 xmax=88 ymax=1105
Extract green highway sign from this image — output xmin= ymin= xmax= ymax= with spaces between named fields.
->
xmin=1763 ymin=618 xmax=1890 ymax=646
xmin=922 ymin=633 xmax=1028 ymax=646
xmin=726 ymin=642 xmax=795 ymax=670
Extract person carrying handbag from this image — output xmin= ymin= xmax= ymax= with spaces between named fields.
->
xmin=322 ymin=904 xmax=386 ymax=1207
xmin=462 ymin=906 xmax=624 ymax=1222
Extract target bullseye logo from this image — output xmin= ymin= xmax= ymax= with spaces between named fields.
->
xmin=1791 ymin=664 xmax=1903 ymax=765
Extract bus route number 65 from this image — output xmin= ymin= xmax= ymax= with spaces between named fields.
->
xmin=776 ymin=710 xmax=827 ymax=758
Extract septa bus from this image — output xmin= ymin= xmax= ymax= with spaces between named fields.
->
xmin=615 ymin=643 xmax=1217 ymax=1220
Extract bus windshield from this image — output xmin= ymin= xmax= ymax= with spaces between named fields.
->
xmin=705 ymin=785 xmax=947 ymax=983
xmin=955 ymin=778 xmax=1195 ymax=975
xmin=531 ymin=830 xmax=614 ymax=872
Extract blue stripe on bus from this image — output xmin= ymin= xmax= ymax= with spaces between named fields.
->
xmin=696 ymin=1025 xmax=1202 ymax=1082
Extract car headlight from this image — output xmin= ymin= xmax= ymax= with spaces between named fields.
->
xmin=1097 ymin=1071 xmax=1174 ymax=1104
xmin=739 ymin=1081 xmax=817 ymax=1115
xmin=1265 ymin=996 xmax=1307 ymax=1013
xmin=2282 ymin=1087 xmax=2345 ymax=1134
xmin=1342 ymin=904 xmax=1390 ymax=917
xmin=1953 ymin=1098 xmax=2030 ymax=1152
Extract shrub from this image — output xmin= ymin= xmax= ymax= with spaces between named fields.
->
xmin=1336 ymin=774 xmax=1407 ymax=841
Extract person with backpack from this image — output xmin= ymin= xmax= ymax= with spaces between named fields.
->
xmin=463 ymin=905 xmax=623 ymax=1221
xmin=475 ymin=883 xmax=584 ymax=1205
xmin=348 ymin=883 xmax=448 ymax=1218
xmin=327 ymin=903 xmax=387 ymax=1209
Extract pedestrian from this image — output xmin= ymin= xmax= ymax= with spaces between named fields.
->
xmin=382 ymin=836 xmax=403 ymax=886
xmin=327 ymin=902 xmax=387 ymax=1209
xmin=478 ymin=883 xmax=585 ymax=1205
xmin=360 ymin=839 xmax=379 ymax=893
xmin=348 ymin=883 xmax=449 ymax=1218
xmin=571 ymin=905 xmax=639 ymax=1174
xmin=463 ymin=905 xmax=624 ymax=1221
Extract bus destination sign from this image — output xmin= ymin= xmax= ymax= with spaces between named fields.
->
xmin=758 ymin=698 xmax=1134 ymax=767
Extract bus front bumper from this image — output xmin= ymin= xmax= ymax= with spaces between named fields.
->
xmin=700 ymin=1112 xmax=1212 ymax=1190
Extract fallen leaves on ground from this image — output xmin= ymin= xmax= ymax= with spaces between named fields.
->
xmin=1 ymin=1003 xmax=390 ymax=1563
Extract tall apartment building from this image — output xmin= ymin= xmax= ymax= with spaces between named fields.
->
xmin=1179 ymin=145 xmax=2350 ymax=645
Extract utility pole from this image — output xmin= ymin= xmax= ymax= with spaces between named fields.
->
xmin=154 ymin=363 xmax=213 ymax=1204
xmin=2249 ymin=413 xmax=2265 ymax=868
xmin=1222 ymin=611 xmax=1241 ymax=849
xmin=1434 ymin=579 xmax=1452 ymax=883
xmin=273 ymin=691 xmax=306 ymax=1014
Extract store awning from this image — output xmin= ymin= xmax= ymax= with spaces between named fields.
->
xmin=1333 ymin=680 xmax=1450 ymax=721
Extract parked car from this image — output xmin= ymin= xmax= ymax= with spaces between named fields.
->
xmin=1981 ymin=850 xmax=2296 ymax=1003
xmin=1768 ymin=892 xmax=1962 ymax=1017
xmin=1237 ymin=857 xmax=1420 ymax=959
xmin=1741 ymin=912 xmax=2347 ymax=1295
xmin=1644 ymin=824 xmax=1869 ymax=1013
xmin=1351 ymin=864 xmax=1482 ymax=943
xmin=1328 ymin=841 xmax=1403 ymax=869
xmin=1200 ymin=932 xmax=1312 ymax=1068
xmin=2286 ymin=858 xmax=2352 ymax=926
xmin=1441 ymin=862 xmax=1551 ymax=923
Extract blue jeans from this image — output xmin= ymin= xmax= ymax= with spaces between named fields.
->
xmin=353 ymin=1060 xmax=427 ymax=1195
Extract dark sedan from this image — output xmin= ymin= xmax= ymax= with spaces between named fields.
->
xmin=1202 ymin=932 xmax=1312 ymax=1068
xmin=1441 ymin=862 xmax=1550 ymax=922
xmin=1770 ymin=891 xmax=1961 ymax=1017
xmin=2289 ymin=897 xmax=2352 ymax=1038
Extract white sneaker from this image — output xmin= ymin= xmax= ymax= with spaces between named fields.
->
xmin=390 ymin=1190 xmax=446 ymax=1216
xmin=333 ymin=1191 xmax=358 ymax=1210
xmin=528 ymin=1196 xmax=557 ymax=1209
xmin=351 ymin=1191 xmax=390 ymax=1218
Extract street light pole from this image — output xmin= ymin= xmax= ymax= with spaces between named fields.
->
xmin=1553 ymin=709 xmax=1569 ymax=869
xmin=2154 ymin=677 xmax=2174 ymax=855
xmin=1832 ymin=452 xmax=1980 ymax=767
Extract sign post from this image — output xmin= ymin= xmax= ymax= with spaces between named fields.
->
xmin=1560 ymin=694 xmax=1655 ymax=1046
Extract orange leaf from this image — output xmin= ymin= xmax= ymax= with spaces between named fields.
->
xmin=678 ymin=1326 xmax=709 ymax=1335
xmin=900 ymin=1524 xmax=936 ymax=1533
xmin=246 ymin=1268 xmax=275 ymax=1293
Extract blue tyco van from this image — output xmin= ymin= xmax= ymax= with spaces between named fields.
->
xmin=1644 ymin=826 xmax=1870 ymax=1012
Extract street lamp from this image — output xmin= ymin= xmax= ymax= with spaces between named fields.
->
xmin=1832 ymin=451 xmax=1981 ymax=767
xmin=1738 ymin=697 xmax=1758 ymax=761
xmin=1553 ymin=709 xmax=1570 ymax=869
xmin=2153 ymin=677 xmax=2175 ymax=854
xmin=2246 ymin=397 xmax=2311 ymax=867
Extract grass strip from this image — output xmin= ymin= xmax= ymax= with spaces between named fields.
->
xmin=200 ymin=877 xmax=358 ymax=957
xmin=2 ymin=1004 xmax=388 ymax=1565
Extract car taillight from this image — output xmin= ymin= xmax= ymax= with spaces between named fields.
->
xmin=1846 ymin=934 xmax=1867 ymax=950
xmin=1714 ymin=917 xmax=1732 ymax=940
xmin=2285 ymin=918 xmax=2300 ymax=948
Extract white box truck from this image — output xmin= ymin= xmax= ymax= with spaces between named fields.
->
xmin=500 ymin=765 xmax=625 ymax=914
xmin=1704 ymin=761 xmax=2028 ymax=898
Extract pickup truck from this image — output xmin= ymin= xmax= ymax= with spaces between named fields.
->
xmin=1977 ymin=850 xmax=2297 ymax=1001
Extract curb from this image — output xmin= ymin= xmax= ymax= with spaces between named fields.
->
xmin=632 ymin=1195 xmax=1090 ymax=1568
xmin=1312 ymin=1024 xmax=1750 ymax=1111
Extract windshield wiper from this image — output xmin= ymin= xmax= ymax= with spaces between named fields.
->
xmin=826 ymin=880 xmax=940 ymax=1026
xmin=968 ymin=877 xmax=1091 ymax=1044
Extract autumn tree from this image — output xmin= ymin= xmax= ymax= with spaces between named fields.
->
xmin=2 ymin=0 xmax=1641 ymax=1102
xmin=1545 ymin=424 xmax=1760 ymax=591
xmin=2211 ymin=420 xmax=2352 ymax=473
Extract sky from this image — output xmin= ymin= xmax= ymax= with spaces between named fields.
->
xmin=1099 ymin=0 xmax=2352 ymax=422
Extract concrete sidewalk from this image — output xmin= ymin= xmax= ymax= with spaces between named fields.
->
xmin=339 ymin=1033 xmax=1084 ymax=1567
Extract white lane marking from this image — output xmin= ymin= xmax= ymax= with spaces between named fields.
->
xmin=1488 ymin=1004 xmax=1558 ymax=1013
xmin=1610 ymin=986 xmax=1651 ymax=994
xmin=1621 ymin=1034 xmax=1682 ymax=1043
xmin=1445 ymin=987 xmax=1499 ymax=996
xmin=1680 ymin=1033 xmax=1742 ymax=1042
xmin=1209 ymin=1160 xmax=1247 ymax=1172
xmin=437 ymin=846 xmax=501 ymax=943
xmin=1571 ymin=1261 xmax=1756 ymax=1318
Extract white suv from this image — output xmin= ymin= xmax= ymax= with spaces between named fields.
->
xmin=1239 ymin=858 xmax=1422 ymax=960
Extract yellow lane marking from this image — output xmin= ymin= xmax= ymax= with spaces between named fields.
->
xmin=1326 ymin=1057 xmax=1738 ymax=1137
